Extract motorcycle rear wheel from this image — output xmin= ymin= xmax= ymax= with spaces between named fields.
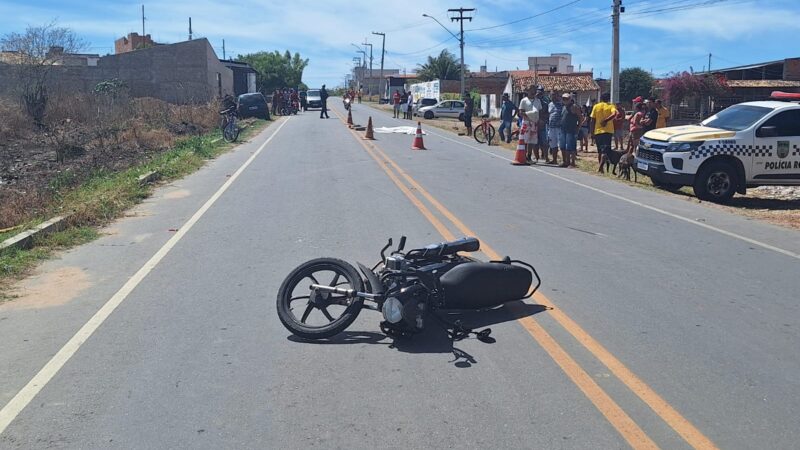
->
xmin=277 ymin=258 xmax=364 ymax=340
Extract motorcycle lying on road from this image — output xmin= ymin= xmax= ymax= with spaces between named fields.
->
xmin=277 ymin=237 xmax=541 ymax=340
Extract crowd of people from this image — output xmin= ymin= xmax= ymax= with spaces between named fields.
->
xmin=470 ymin=86 xmax=670 ymax=170
xmin=270 ymin=88 xmax=302 ymax=116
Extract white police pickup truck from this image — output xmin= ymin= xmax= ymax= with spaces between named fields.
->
xmin=635 ymin=92 xmax=800 ymax=203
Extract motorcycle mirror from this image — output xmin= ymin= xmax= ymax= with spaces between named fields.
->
xmin=398 ymin=236 xmax=406 ymax=251
xmin=380 ymin=238 xmax=393 ymax=261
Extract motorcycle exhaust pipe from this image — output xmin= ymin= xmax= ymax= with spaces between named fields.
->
xmin=309 ymin=284 xmax=382 ymax=300
xmin=309 ymin=283 xmax=354 ymax=296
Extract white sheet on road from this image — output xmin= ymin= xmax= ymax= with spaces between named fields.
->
xmin=373 ymin=126 xmax=426 ymax=135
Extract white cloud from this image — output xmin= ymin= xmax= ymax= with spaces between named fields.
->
xmin=2 ymin=0 xmax=798 ymax=87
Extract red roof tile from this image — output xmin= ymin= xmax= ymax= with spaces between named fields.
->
xmin=511 ymin=72 xmax=599 ymax=92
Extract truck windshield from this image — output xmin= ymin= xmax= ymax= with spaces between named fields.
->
xmin=701 ymin=105 xmax=772 ymax=131
xmin=307 ymin=90 xmax=320 ymax=97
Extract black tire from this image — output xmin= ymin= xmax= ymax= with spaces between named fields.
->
xmin=276 ymin=258 xmax=364 ymax=340
xmin=223 ymin=121 xmax=239 ymax=142
xmin=424 ymin=111 xmax=434 ymax=120
xmin=474 ymin=125 xmax=488 ymax=144
xmin=693 ymin=161 xmax=737 ymax=203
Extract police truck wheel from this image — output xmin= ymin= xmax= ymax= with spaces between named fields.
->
xmin=693 ymin=161 xmax=736 ymax=203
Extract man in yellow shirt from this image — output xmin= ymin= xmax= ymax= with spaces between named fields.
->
xmin=655 ymin=99 xmax=670 ymax=128
xmin=590 ymin=92 xmax=617 ymax=173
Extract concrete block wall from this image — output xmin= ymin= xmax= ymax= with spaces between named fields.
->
xmin=783 ymin=58 xmax=800 ymax=81
xmin=0 ymin=38 xmax=233 ymax=105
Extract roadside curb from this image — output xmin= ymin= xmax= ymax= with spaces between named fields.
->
xmin=0 ymin=215 xmax=71 ymax=251
xmin=137 ymin=170 xmax=160 ymax=186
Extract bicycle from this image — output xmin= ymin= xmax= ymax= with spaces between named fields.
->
xmin=219 ymin=107 xmax=240 ymax=143
xmin=473 ymin=114 xmax=496 ymax=145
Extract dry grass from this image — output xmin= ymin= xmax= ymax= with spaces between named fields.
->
xmin=0 ymin=92 xmax=226 ymax=229
xmin=0 ymin=98 xmax=32 ymax=140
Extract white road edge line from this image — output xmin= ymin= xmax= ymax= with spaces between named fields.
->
xmin=0 ymin=117 xmax=291 ymax=435
xmin=424 ymin=127 xmax=800 ymax=261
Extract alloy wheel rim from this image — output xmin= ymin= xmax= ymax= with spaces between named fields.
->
xmin=707 ymin=171 xmax=730 ymax=196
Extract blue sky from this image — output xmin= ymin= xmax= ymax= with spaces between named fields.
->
xmin=1 ymin=0 xmax=798 ymax=87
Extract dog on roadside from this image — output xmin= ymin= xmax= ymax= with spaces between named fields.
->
xmin=604 ymin=149 xmax=626 ymax=175
xmin=617 ymin=152 xmax=637 ymax=182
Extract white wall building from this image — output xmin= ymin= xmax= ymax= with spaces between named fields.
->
xmin=528 ymin=53 xmax=574 ymax=74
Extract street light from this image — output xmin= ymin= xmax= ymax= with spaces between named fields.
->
xmin=372 ymin=32 xmax=386 ymax=101
xmin=422 ymin=13 xmax=466 ymax=97
xmin=362 ymin=41 xmax=373 ymax=95
xmin=351 ymin=43 xmax=367 ymax=92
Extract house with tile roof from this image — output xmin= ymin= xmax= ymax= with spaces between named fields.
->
xmin=509 ymin=71 xmax=600 ymax=106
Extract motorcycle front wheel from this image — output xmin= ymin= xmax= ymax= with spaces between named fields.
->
xmin=277 ymin=258 xmax=365 ymax=340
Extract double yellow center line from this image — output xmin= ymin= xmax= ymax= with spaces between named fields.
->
xmin=331 ymin=107 xmax=717 ymax=450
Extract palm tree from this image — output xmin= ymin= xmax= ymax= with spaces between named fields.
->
xmin=416 ymin=49 xmax=463 ymax=81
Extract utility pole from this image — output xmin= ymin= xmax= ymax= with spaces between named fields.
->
xmin=222 ymin=39 xmax=226 ymax=60
xmin=363 ymin=41 xmax=373 ymax=94
xmin=708 ymin=53 xmax=712 ymax=72
xmin=449 ymin=7 xmax=475 ymax=97
xmin=141 ymin=5 xmax=146 ymax=37
xmin=188 ymin=17 xmax=192 ymax=41
xmin=353 ymin=57 xmax=361 ymax=89
xmin=611 ymin=0 xmax=623 ymax=102
xmin=372 ymin=31 xmax=386 ymax=101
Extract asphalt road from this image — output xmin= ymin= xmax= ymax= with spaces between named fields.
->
xmin=1 ymin=99 xmax=798 ymax=449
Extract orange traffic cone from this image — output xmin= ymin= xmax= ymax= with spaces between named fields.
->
xmin=363 ymin=116 xmax=375 ymax=140
xmin=347 ymin=108 xmax=354 ymax=128
xmin=411 ymin=122 xmax=426 ymax=150
xmin=511 ymin=123 xmax=530 ymax=165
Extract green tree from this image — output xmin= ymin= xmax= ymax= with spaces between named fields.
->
xmin=237 ymin=50 xmax=309 ymax=94
xmin=416 ymin=49 xmax=463 ymax=81
xmin=619 ymin=67 xmax=655 ymax=103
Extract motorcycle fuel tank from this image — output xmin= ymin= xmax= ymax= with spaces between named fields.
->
xmin=439 ymin=262 xmax=531 ymax=309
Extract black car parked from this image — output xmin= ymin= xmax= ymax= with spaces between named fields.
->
xmin=237 ymin=93 xmax=270 ymax=120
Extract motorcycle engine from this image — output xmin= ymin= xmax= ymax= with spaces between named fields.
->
xmin=381 ymin=284 xmax=426 ymax=333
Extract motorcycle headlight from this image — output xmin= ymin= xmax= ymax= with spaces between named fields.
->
xmin=382 ymin=297 xmax=403 ymax=323
xmin=666 ymin=142 xmax=703 ymax=152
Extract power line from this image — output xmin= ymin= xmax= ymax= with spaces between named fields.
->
xmin=465 ymin=0 xmax=583 ymax=32
xmin=389 ymin=36 xmax=456 ymax=56
xmin=469 ymin=14 xmax=609 ymax=47
xmin=628 ymin=0 xmax=748 ymax=17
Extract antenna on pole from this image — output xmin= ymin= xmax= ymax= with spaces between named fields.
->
xmin=189 ymin=17 xmax=192 ymax=41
